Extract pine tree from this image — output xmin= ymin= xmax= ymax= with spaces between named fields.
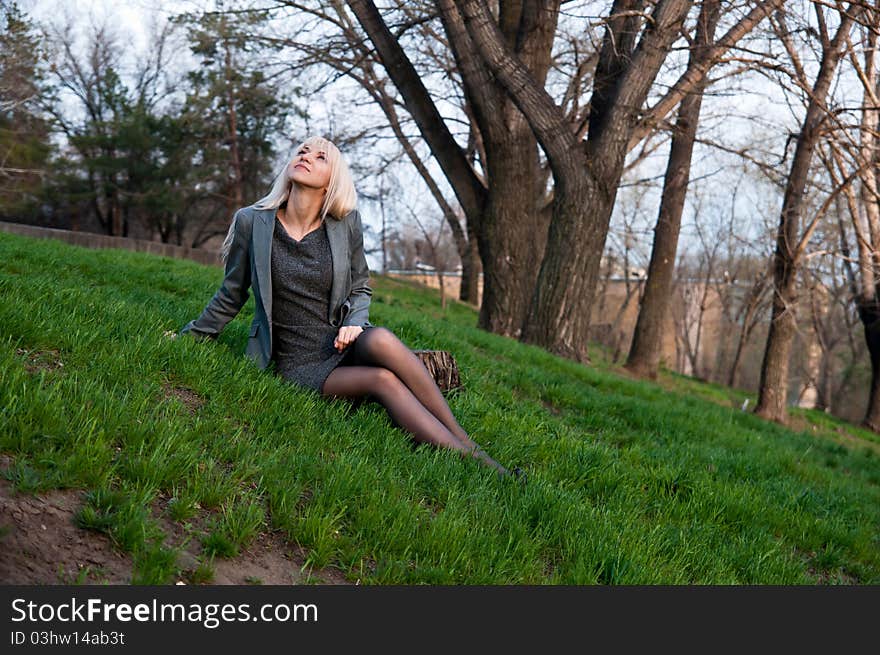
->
xmin=0 ymin=1 xmax=52 ymax=220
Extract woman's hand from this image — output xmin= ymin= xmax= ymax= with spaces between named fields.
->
xmin=334 ymin=325 xmax=363 ymax=352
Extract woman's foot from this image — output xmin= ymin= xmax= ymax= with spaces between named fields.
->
xmin=458 ymin=441 xmax=524 ymax=484
xmin=495 ymin=464 xmax=527 ymax=486
xmin=467 ymin=446 xmax=509 ymax=474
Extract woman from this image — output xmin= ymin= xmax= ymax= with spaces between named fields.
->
xmin=180 ymin=136 xmax=515 ymax=478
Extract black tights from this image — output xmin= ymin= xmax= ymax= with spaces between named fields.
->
xmin=321 ymin=327 xmax=508 ymax=475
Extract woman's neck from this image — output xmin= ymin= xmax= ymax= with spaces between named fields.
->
xmin=280 ymin=187 xmax=324 ymax=229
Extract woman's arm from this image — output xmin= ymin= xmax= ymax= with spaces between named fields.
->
xmin=179 ymin=208 xmax=253 ymax=340
xmin=342 ymin=209 xmax=373 ymax=328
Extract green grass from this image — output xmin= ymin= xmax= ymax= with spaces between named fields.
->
xmin=2 ymin=231 xmax=879 ymax=584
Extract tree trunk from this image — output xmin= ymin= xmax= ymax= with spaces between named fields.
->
xmin=111 ymin=195 xmax=123 ymax=237
xmin=459 ymin=221 xmax=481 ymax=304
xmin=611 ymin=279 xmax=642 ymax=363
xmin=351 ymin=0 xmax=549 ymax=334
xmin=816 ymin=346 xmax=832 ymax=413
xmin=755 ymin=6 xmax=857 ymax=424
xmin=756 ymin=271 xmax=799 ymax=420
xmin=626 ymin=0 xmax=720 ymax=378
xmin=437 ymin=270 xmax=446 ymax=310
xmin=446 ymin=0 xmax=556 ymax=336
xmin=854 ymin=15 xmax=880 ymax=432
xmin=860 ymin=300 xmax=880 ymax=431
xmin=728 ymin=324 xmax=748 ymax=389
xmin=412 ymin=349 xmax=461 ymax=393
xmin=450 ymin=0 xmax=691 ymax=361
xmin=521 ymin=177 xmax=604 ymax=361
xmin=360 ymin=0 xmax=773 ymax=362
xmin=727 ymin=269 xmax=768 ymax=388
xmin=477 ymin=136 xmax=550 ymax=336
xmin=728 ymin=299 xmax=758 ymax=389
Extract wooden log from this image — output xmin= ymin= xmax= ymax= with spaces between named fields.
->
xmin=412 ymin=350 xmax=462 ymax=393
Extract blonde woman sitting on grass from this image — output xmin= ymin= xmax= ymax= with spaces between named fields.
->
xmin=179 ymin=135 xmax=521 ymax=481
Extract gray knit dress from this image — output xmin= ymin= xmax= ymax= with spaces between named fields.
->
xmin=271 ymin=216 xmax=352 ymax=393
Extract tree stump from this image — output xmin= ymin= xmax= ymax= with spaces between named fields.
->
xmin=412 ymin=350 xmax=462 ymax=393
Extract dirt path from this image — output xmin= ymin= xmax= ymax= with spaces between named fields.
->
xmin=0 ymin=479 xmax=131 ymax=584
xmin=0 ymin=472 xmax=351 ymax=586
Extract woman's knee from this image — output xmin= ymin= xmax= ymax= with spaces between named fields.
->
xmin=370 ymin=366 xmax=405 ymax=396
xmin=321 ymin=365 xmax=399 ymax=399
xmin=357 ymin=326 xmax=399 ymax=358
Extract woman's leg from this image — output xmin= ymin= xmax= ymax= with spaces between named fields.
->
xmin=321 ymin=363 xmax=508 ymax=474
xmin=342 ymin=328 xmax=483 ymax=451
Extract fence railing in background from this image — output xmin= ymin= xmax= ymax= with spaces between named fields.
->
xmin=0 ymin=221 xmax=222 ymax=267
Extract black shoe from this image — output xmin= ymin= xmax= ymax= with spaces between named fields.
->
xmin=498 ymin=466 xmax=527 ymax=485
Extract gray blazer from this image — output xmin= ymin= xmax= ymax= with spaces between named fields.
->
xmin=179 ymin=205 xmax=373 ymax=370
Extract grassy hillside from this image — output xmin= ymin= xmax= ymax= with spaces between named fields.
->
xmin=1 ymin=231 xmax=878 ymax=584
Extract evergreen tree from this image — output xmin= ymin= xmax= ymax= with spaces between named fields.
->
xmin=173 ymin=4 xmax=291 ymax=245
xmin=0 ymin=1 xmax=52 ymax=221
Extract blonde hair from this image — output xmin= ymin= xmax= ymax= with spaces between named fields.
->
xmin=220 ymin=135 xmax=357 ymax=262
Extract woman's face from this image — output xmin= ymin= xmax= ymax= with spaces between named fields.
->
xmin=288 ymin=143 xmax=332 ymax=191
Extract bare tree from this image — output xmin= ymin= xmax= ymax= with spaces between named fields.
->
xmin=755 ymin=1 xmax=863 ymax=424
xmin=800 ymin=258 xmax=862 ymax=413
xmin=819 ymin=4 xmax=880 ymax=431
xmin=701 ymin=174 xmax=774 ymax=387
xmin=445 ymin=0 xmax=693 ymax=361
xmin=247 ymin=1 xmax=488 ymax=304
xmin=40 ymin=15 xmax=182 ymax=237
xmin=404 ymin=203 xmax=461 ymax=311
xmin=626 ymin=0 xmax=722 ymax=378
xmin=848 ymin=4 xmax=880 ymax=431
xmin=344 ymin=0 xmax=781 ymax=362
xmin=726 ymin=265 xmax=773 ymax=388
xmin=601 ymin=184 xmax=651 ymax=362
xmin=346 ymin=0 xmax=560 ymax=334
xmin=41 ymin=18 xmax=128 ymax=235
xmin=670 ymin=188 xmax=724 ymax=379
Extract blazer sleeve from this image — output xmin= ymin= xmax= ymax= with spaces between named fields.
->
xmin=342 ymin=209 xmax=373 ymax=328
xmin=179 ymin=208 xmax=253 ymax=340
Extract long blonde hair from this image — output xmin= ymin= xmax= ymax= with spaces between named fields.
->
xmin=220 ymin=135 xmax=357 ymax=262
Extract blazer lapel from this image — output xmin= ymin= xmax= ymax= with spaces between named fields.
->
xmin=254 ymin=206 xmax=349 ymax=327
xmin=325 ymin=215 xmax=347 ymax=324
xmin=253 ymin=208 xmax=274 ymax=322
